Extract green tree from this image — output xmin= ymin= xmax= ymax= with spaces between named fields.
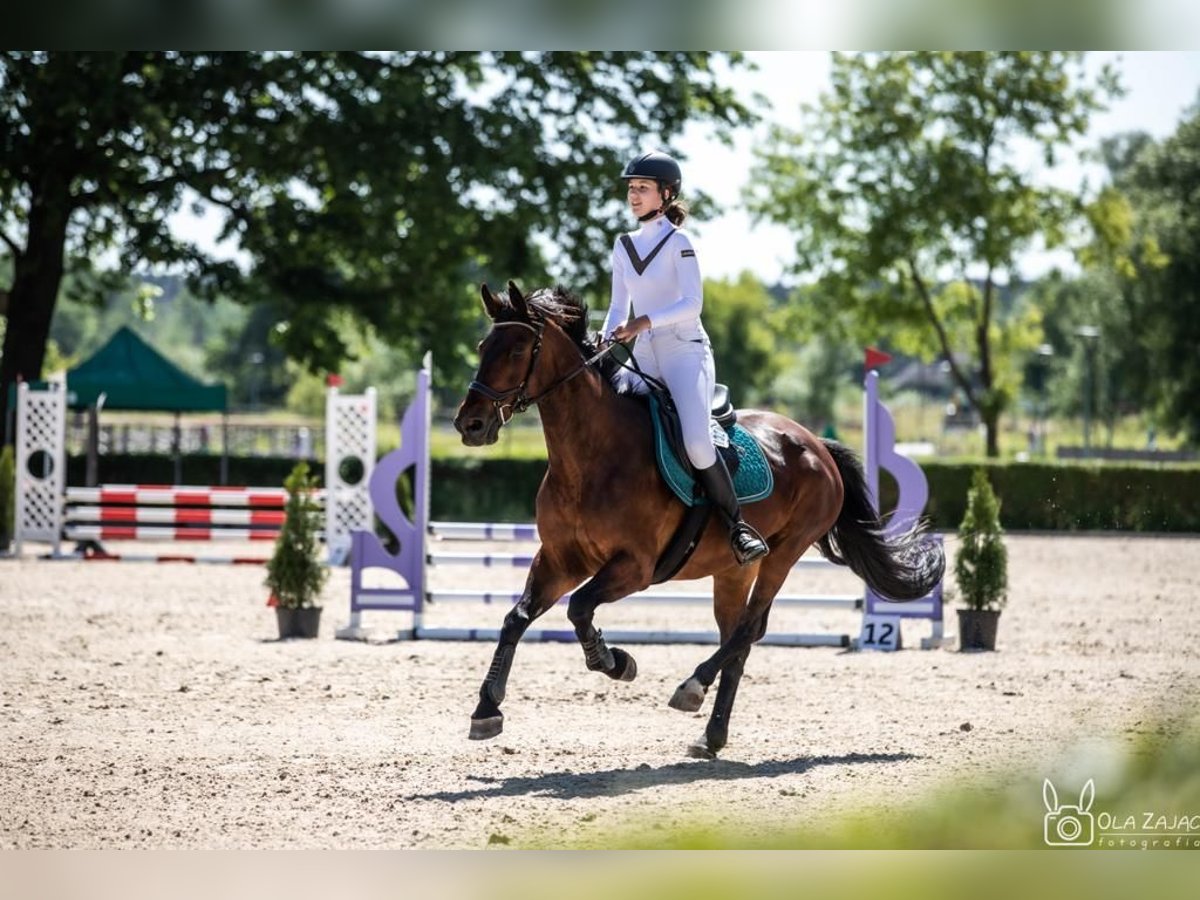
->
xmin=748 ymin=51 xmax=1120 ymax=456
xmin=205 ymin=302 xmax=292 ymax=410
xmin=1102 ymin=107 xmax=1200 ymax=444
xmin=0 ymin=51 xmax=752 ymax=435
xmin=700 ymin=272 xmax=785 ymax=405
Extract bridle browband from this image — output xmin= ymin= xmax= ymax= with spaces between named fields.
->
xmin=467 ymin=318 xmax=619 ymax=425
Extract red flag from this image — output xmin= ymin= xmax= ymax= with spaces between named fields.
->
xmin=864 ymin=347 xmax=893 ymax=370
xmin=325 ymin=373 xmax=344 ymax=387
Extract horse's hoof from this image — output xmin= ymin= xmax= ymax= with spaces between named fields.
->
xmin=469 ymin=714 xmax=504 ymax=740
xmin=608 ymin=648 xmax=638 ymax=682
xmin=668 ymin=678 xmax=706 ymax=713
xmin=687 ymin=738 xmax=718 ymax=760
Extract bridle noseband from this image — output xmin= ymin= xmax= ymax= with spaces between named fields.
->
xmin=466 ymin=320 xmax=546 ymax=425
xmin=466 ymin=318 xmax=621 ymax=425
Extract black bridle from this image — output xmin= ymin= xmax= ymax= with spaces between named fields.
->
xmin=466 ymin=318 xmax=627 ymax=425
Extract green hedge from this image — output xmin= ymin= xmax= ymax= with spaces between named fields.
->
xmin=429 ymin=458 xmax=548 ymax=522
xmin=429 ymin=458 xmax=1200 ymax=532
xmin=878 ymin=461 xmax=1200 ymax=532
xmin=65 ymin=454 xmax=1200 ymax=532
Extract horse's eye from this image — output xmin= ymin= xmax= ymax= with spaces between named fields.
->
xmin=509 ymin=345 xmax=526 ymax=359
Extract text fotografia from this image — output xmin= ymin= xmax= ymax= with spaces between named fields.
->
xmin=1043 ymin=779 xmax=1200 ymax=849
xmin=1093 ymin=812 xmax=1200 ymax=849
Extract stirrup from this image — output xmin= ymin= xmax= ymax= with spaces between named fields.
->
xmin=730 ymin=523 xmax=769 ymax=565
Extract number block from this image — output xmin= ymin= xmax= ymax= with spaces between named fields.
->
xmin=858 ymin=614 xmax=901 ymax=652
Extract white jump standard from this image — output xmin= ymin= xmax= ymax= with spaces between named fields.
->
xmin=13 ymin=381 xmax=377 ymax=565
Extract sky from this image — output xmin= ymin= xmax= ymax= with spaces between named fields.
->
xmin=171 ymin=51 xmax=1200 ymax=287
xmin=685 ymin=51 xmax=1200 ymax=283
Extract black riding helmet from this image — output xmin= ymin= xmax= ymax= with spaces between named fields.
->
xmin=621 ymin=150 xmax=682 ymax=200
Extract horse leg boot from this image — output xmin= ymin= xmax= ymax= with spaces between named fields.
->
xmin=694 ymin=456 xmax=769 ymax=565
xmin=469 ymin=604 xmax=526 ymax=740
xmin=469 ymin=562 xmax=574 ymax=740
xmin=565 ymin=556 xmax=648 ymax=683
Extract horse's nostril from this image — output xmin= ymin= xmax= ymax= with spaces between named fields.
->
xmin=464 ymin=418 xmax=484 ymax=435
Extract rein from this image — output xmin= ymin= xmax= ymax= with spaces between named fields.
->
xmin=467 ymin=319 xmax=624 ymax=425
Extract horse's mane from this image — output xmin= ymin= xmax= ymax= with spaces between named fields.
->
xmin=496 ymin=285 xmax=624 ymax=388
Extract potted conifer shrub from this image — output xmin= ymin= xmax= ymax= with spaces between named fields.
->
xmin=955 ymin=467 xmax=1008 ymax=651
xmin=265 ymin=461 xmax=328 ymax=639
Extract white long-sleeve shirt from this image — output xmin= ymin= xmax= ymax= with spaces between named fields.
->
xmin=603 ymin=216 xmax=703 ymax=337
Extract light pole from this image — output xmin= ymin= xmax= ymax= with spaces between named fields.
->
xmin=1074 ymin=325 xmax=1100 ymax=456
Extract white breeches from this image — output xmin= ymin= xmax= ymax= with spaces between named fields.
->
xmin=618 ymin=323 xmax=716 ymax=469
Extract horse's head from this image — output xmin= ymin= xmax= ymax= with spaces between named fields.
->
xmin=454 ymin=281 xmax=550 ymax=446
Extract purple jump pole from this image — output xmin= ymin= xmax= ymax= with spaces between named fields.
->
xmin=861 ymin=369 xmax=946 ymax=648
xmin=336 ymin=356 xmax=431 ymax=640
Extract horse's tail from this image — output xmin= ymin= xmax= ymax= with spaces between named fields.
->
xmin=815 ymin=440 xmax=945 ymax=601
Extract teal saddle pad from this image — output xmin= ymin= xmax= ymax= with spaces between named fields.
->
xmin=647 ymin=393 xmax=774 ymax=508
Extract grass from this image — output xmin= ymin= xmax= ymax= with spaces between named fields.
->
xmin=416 ymin=405 xmax=1192 ymax=465
xmin=552 ymin=712 xmax=1200 ymax=851
xmin=853 ymin=391 xmax=1191 ymax=461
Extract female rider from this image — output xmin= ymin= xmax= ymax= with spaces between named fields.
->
xmin=603 ymin=150 xmax=769 ymax=566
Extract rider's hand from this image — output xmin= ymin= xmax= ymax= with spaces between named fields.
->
xmin=611 ymin=315 xmax=650 ymax=343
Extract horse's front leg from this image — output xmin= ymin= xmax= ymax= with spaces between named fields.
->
xmin=565 ymin=553 xmax=651 ymax=683
xmin=469 ymin=553 xmax=578 ymax=740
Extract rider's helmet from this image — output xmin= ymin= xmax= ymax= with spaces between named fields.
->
xmin=621 ymin=150 xmax=682 ymax=200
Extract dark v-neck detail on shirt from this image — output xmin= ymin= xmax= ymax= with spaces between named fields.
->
xmin=620 ymin=228 xmax=676 ymax=276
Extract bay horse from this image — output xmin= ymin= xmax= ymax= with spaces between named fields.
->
xmin=453 ymin=282 xmax=944 ymax=758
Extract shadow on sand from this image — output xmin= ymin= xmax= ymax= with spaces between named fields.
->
xmin=405 ymin=751 xmax=919 ymax=803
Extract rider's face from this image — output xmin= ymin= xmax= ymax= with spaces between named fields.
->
xmin=627 ymin=178 xmax=666 ymax=218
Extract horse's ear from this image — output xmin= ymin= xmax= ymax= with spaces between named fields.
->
xmin=480 ymin=283 xmax=503 ymax=319
xmin=507 ymin=281 xmax=529 ymax=319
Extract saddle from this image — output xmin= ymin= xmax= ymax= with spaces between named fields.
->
xmin=641 ymin=384 xmax=774 ymax=583
xmin=646 ymin=385 xmax=772 ymax=508
xmin=654 ymin=384 xmax=737 ymax=475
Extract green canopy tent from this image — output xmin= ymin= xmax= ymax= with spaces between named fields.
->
xmin=66 ymin=326 xmax=229 ymax=485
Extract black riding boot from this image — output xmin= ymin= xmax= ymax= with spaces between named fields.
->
xmin=695 ymin=456 xmax=769 ymax=565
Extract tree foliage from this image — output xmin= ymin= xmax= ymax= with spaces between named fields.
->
xmin=748 ymin=51 xmax=1120 ymax=456
xmin=1034 ymin=109 xmax=1200 ymax=449
xmin=1104 ymin=106 xmax=1200 ymax=444
xmin=0 ymin=51 xmax=752 ymax=432
xmin=699 ymin=272 xmax=786 ymax=405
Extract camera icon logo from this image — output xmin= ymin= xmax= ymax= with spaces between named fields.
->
xmin=1043 ymin=779 xmax=1096 ymax=846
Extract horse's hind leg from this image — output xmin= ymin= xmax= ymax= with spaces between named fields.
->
xmin=565 ymin=553 xmax=651 ymax=683
xmin=689 ymin=646 xmax=750 ymax=759
xmin=675 ymin=567 xmax=756 ymax=758
xmin=672 ymin=547 xmax=803 ymax=756
xmin=469 ymin=554 xmax=578 ymax=740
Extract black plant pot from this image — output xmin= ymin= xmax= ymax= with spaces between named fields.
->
xmin=275 ymin=606 xmax=322 ymax=639
xmin=957 ymin=609 xmax=1001 ymax=651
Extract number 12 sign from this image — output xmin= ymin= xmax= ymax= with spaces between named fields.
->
xmin=859 ymin=614 xmax=902 ymax=651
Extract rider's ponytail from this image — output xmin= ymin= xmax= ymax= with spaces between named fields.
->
xmin=664 ymin=197 xmax=689 ymax=227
